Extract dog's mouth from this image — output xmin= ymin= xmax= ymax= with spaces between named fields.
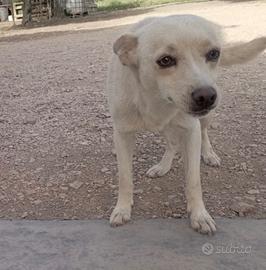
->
xmin=189 ymin=105 xmax=216 ymax=117
xmin=190 ymin=109 xmax=210 ymax=117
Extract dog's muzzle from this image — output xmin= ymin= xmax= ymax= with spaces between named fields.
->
xmin=190 ymin=86 xmax=217 ymax=116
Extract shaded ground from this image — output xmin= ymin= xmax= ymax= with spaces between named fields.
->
xmin=1 ymin=219 xmax=265 ymax=270
xmin=0 ymin=1 xmax=265 ymax=221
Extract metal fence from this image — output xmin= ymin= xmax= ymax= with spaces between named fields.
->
xmin=57 ymin=0 xmax=96 ymax=16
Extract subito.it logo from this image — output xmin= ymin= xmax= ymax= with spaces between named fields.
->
xmin=202 ymin=242 xmax=214 ymax=255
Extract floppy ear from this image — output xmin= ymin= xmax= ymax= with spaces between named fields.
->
xmin=113 ymin=34 xmax=138 ymax=67
xmin=220 ymin=37 xmax=266 ymax=66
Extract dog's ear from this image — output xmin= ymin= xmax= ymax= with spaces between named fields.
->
xmin=219 ymin=37 xmax=266 ymax=66
xmin=113 ymin=34 xmax=138 ymax=67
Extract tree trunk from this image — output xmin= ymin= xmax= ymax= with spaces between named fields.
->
xmin=22 ymin=0 xmax=32 ymax=25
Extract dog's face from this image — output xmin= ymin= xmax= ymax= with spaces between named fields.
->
xmin=114 ymin=16 xmax=223 ymax=117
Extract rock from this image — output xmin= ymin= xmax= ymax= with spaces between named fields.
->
xmin=59 ymin=193 xmax=66 ymax=199
xmin=154 ymin=186 xmax=162 ymax=192
xmin=61 ymin=152 xmax=69 ymax=158
xmin=94 ymin=179 xmax=105 ymax=186
xmin=247 ymin=189 xmax=260 ymax=195
xmin=241 ymin=162 xmax=247 ymax=171
xmin=244 ymin=195 xmax=256 ymax=202
xmin=210 ymin=122 xmax=219 ymax=129
xmin=168 ymin=195 xmax=177 ymax=200
xmin=23 ymin=118 xmax=36 ymax=125
xmin=172 ymin=213 xmax=182 ymax=218
xmin=72 ymin=171 xmax=82 ymax=176
xmin=21 ymin=212 xmax=28 ymax=218
xmin=165 ymin=210 xmax=173 ymax=217
xmin=69 ymin=180 xmax=83 ymax=190
xmin=248 ymin=144 xmax=258 ymax=148
xmin=224 ymin=185 xmax=232 ymax=189
xmin=163 ymin=202 xmax=170 ymax=207
xmin=230 ymin=201 xmax=255 ymax=216
xmin=29 ymin=157 xmax=35 ymax=163
xmin=33 ymin=199 xmax=42 ymax=205
xmin=101 ymin=167 xmax=109 ymax=173
xmin=133 ymin=189 xmax=143 ymax=194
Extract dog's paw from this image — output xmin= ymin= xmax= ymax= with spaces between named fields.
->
xmin=190 ymin=208 xmax=216 ymax=235
xmin=201 ymin=148 xmax=221 ymax=167
xmin=146 ymin=163 xmax=171 ymax=178
xmin=110 ymin=205 xmax=131 ymax=227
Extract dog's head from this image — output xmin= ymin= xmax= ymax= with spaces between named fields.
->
xmin=114 ymin=15 xmax=266 ymax=117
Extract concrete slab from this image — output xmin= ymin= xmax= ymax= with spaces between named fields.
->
xmin=0 ymin=218 xmax=265 ymax=270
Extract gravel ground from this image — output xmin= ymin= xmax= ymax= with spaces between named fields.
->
xmin=0 ymin=1 xmax=265 ymax=221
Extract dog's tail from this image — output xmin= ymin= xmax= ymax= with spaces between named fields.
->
xmin=220 ymin=37 xmax=266 ymax=66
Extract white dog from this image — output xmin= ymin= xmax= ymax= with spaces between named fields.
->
xmin=106 ymin=15 xmax=266 ymax=234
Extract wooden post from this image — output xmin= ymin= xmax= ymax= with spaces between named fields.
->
xmin=22 ymin=0 xmax=32 ymax=25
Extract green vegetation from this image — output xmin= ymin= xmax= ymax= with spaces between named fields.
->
xmin=96 ymin=0 xmax=206 ymax=11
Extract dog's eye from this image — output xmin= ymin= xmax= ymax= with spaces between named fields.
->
xmin=157 ymin=55 xmax=176 ymax=68
xmin=206 ymin=49 xmax=220 ymax=62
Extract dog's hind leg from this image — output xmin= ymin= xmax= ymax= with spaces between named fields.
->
xmin=200 ymin=117 xmax=220 ymax=167
xmin=110 ymin=130 xmax=135 ymax=226
xmin=146 ymin=130 xmax=178 ymax=178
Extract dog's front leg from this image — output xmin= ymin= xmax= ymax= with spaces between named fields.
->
xmin=182 ymin=119 xmax=216 ymax=234
xmin=200 ymin=117 xmax=220 ymax=167
xmin=110 ymin=130 xmax=135 ymax=226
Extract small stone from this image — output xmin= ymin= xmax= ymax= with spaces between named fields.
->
xmin=134 ymin=189 xmax=143 ymax=194
xmin=168 ymin=195 xmax=177 ymax=200
xmin=59 ymin=193 xmax=66 ymax=199
xmin=69 ymin=180 xmax=83 ymax=190
xmin=23 ymin=118 xmax=36 ymax=125
xmin=101 ymin=167 xmax=109 ymax=173
xmin=21 ymin=212 xmax=28 ymax=218
xmin=33 ymin=199 xmax=42 ymax=205
xmin=29 ymin=157 xmax=35 ymax=163
xmin=230 ymin=201 xmax=255 ymax=216
xmin=247 ymin=189 xmax=260 ymax=195
xmin=154 ymin=186 xmax=162 ymax=192
xmin=110 ymin=184 xmax=116 ymax=189
xmin=163 ymin=202 xmax=170 ymax=207
xmin=224 ymin=185 xmax=232 ymax=189
xmin=165 ymin=210 xmax=172 ymax=216
xmin=72 ymin=171 xmax=82 ymax=176
xmin=241 ymin=162 xmax=247 ymax=171
xmin=210 ymin=122 xmax=219 ymax=129
xmin=244 ymin=195 xmax=256 ymax=202
xmin=61 ymin=152 xmax=69 ymax=158
xmin=94 ymin=179 xmax=105 ymax=186
xmin=60 ymin=186 xmax=69 ymax=191
xmin=172 ymin=213 xmax=182 ymax=218
xmin=248 ymin=144 xmax=257 ymax=148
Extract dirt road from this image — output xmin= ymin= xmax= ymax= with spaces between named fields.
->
xmin=0 ymin=1 xmax=265 ymax=220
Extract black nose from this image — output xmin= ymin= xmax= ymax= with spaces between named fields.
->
xmin=191 ymin=87 xmax=217 ymax=109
